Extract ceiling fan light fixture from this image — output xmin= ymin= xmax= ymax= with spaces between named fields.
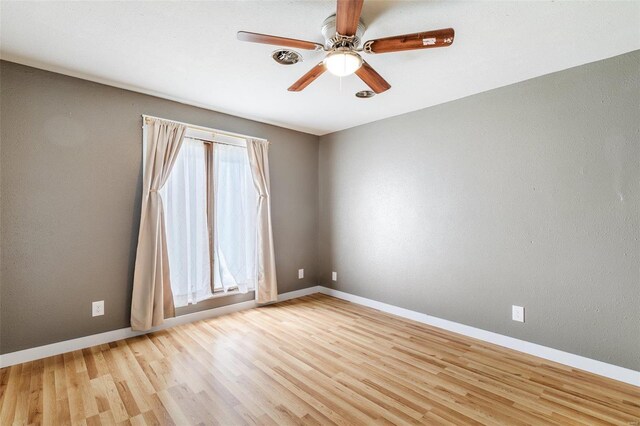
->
xmin=323 ymin=49 xmax=363 ymax=77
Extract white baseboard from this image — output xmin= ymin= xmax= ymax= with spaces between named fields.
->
xmin=317 ymin=286 xmax=639 ymax=387
xmin=0 ymin=285 xmax=321 ymax=368
xmin=3 ymin=284 xmax=637 ymax=388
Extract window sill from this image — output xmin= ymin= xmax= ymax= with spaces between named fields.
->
xmin=189 ymin=288 xmax=255 ymax=304
xmin=207 ymin=289 xmax=242 ymax=300
xmin=175 ymin=288 xmax=256 ymax=309
xmin=174 ymin=290 xmax=256 ymax=316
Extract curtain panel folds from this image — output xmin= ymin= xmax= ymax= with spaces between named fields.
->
xmin=131 ymin=119 xmax=187 ymax=331
xmin=246 ymin=139 xmax=278 ymax=303
xmin=161 ymin=138 xmax=211 ymax=306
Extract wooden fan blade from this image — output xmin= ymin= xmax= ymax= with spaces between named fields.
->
xmin=336 ymin=0 xmax=364 ymax=36
xmin=237 ymin=31 xmax=324 ymax=51
xmin=355 ymin=61 xmax=391 ymax=94
xmin=364 ymin=28 xmax=455 ymax=54
xmin=288 ymin=63 xmax=327 ymax=92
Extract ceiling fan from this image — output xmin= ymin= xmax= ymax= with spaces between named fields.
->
xmin=237 ymin=0 xmax=454 ymax=95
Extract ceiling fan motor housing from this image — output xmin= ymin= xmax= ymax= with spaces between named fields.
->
xmin=321 ymin=14 xmax=366 ymax=49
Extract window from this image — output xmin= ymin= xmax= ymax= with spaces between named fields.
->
xmin=161 ymin=130 xmax=258 ymax=307
xmin=211 ymin=141 xmax=258 ymax=293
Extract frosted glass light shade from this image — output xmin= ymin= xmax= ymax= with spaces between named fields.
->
xmin=324 ymin=50 xmax=363 ymax=77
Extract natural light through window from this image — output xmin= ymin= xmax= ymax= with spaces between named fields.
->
xmin=161 ymin=130 xmax=258 ymax=307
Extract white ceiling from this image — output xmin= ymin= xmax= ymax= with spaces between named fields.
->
xmin=1 ymin=1 xmax=639 ymax=135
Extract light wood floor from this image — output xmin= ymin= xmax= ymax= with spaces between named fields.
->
xmin=1 ymin=294 xmax=638 ymax=425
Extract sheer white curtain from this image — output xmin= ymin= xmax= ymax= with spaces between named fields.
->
xmin=212 ymin=143 xmax=258 ymax=293
xmin=161 ymin=137 xmax=212 ymax=306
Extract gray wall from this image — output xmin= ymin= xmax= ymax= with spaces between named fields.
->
xmin=0 ymin=61 xmax=319 ymax=354
xmin=319 ymin=51 xmax=640 ymax=370
xmin=2 ymin=51 xmax=639 ymax=371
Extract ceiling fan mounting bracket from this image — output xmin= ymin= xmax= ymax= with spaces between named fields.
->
xmin=321 ymin=14 xmax=366 ymax=50
xmin=330 ymin=34 xmax=358 ymax=50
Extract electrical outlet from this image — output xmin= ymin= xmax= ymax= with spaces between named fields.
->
xmin=512 ymin=305 xmax=524 ymax=323
xmin=332 ymin=271 xmax=338 ymax=281
xmin=92 ymin=300 xmax=104 ymax=317
xmin=298 ymin=269 xmax=304 ymax=279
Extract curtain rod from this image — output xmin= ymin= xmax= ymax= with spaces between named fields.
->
xmin=142 ymin=114 xmax=269 ymax=143
xmin=186 ymin=136 xmax=245 ymax=148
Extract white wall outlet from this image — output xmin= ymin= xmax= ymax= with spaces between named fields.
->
xmin=512 ymin=305 xmax=524 ymax=323
xmin=298 ymin=269 xmax=304 ymax=279
xmin=92 ymin=300 xmax=104 ymax=317
xmin=332 ymin=271 xmax=338 ymax=281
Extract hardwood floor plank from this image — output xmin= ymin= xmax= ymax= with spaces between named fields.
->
xmin=0 ymin=294 xmax=637 ymax=425
xmin=0 ymin=366 xmax=20 ymax=424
